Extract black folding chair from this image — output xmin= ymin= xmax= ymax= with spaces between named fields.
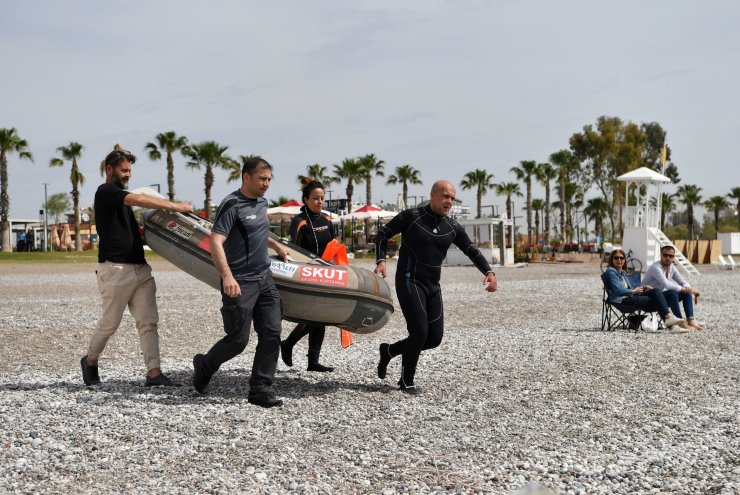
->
xmin=600 ymin=272 xmax=649 ymax=332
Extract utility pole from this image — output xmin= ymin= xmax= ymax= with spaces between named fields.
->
xmin=43 ymin=183 xmax=49 ymax=252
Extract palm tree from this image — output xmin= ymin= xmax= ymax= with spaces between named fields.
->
xmin=531 ymin=198 xmax=545 ymax=247
xmin=495 ymin=182 xmax=522 ymax=245
xmin=536 ymin=162 xmax=558 ymax=246
xmin=495 ymin=182 xmax=522 ymax=222
xmin=333 ymin=157 xmax=364 ymax=210
xmin=728 ymin=187 xmax=740 ymax=231
xmin=704 ymin=195 xmax=729 ymax=238
xmin=584 ymin=197 xmax=610 ymax=242
xmin=185 ymin=141 xmax=235 ymax=220
xmin=549 ymin=149 xmax=577 ymax=243
xmin=269 ymin=196 xmax=292 ymax=207
xmin=357 ymin=154 xmax=385 ymax=205
xmin=460 ymin=169 xmax=495 ymax=219
xmin=50 ymin=142 xmax=85 ymax=251
xmin=386 ymin=164 xmax=422 ymax=209
xmin=651 ymin=192 xmax=677 ymax=229
xmin=144 ymin=131 xmax=190 ymax=201
xmin=0 ymin=128 xmax=34 ymax=252
xmin=676 ymin=184 xmax=703 ymax=240
xmin=509 ymin=160 xmax=539 ymax=243
xmin=298 ymin=163 xmax=338 ymax=185
xmin=563 ymin=182 xmax=582 ymax=244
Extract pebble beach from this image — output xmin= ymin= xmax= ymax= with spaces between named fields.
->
xmin=0 ymin=259 xmax=738 ymax=494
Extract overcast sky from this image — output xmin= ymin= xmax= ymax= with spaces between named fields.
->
xmin=3 ymin=0 xmax=739 ymax=222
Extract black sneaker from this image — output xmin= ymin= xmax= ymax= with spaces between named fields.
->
xmin=145 ymin=373 xmax=175 ymax=387
xmin=248 ymin=391 xmax=283 ymax=408
xmin=192 ymin=354 xmax=211 ymax=395
xmin=280 ymin=340 xmax=293 ymax=367
xmin=377 ymin=343 xmax=391 ymax=379
xmin=398 ymin=383 xmax=421 ymax=395
xmin=80 ymin=355 xmax=100 ymax=386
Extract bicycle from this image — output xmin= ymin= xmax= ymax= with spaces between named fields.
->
xmin=600 ymin=248 xmax=642 ymax=274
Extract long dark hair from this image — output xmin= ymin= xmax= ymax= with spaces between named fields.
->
xmin=608 ymin=249 xmax=627 ymax=269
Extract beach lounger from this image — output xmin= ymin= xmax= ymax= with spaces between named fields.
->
xmin=728 ymin=255 xmax=738 ymax=270
xmin=717 ymin=255 xmax=733 ymax=271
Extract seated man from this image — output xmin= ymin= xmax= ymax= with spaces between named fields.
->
xmin=641 ymin=245 xmax=703 ymax=331
xmin=602 ymin=249 xmax=687 ymax=333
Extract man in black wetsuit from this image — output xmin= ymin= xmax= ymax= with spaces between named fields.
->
xmin=374 ymin=179 xmax=497 ymax=394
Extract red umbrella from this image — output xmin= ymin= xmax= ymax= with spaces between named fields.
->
xmin=352 ymin=204 xmax=381 ymax=213
xmin=280 ymin=199 xmax=304 ymax=207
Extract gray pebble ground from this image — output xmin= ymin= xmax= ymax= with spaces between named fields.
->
xmin=0 ymin=259 xmax=738 ymax=494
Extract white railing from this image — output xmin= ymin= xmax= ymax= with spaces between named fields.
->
xmin=624 ymin=206 xmax=660 ymax=228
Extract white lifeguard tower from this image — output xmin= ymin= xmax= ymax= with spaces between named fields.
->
xmin=617 ymin=166 xmax=699 ymax=276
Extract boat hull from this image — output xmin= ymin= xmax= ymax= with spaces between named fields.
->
xmin=142 ymin=210 xmax=394 ymax=334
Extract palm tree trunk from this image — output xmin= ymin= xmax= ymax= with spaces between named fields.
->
xmin=506 ymin=196 xmax=512 ymax=247
xmin=526 ymin=180 xmax=532 ymax=243
xmin=402 ymin=181 xmax=408 ymax=209
xmin=73 ymin=186 xmax=81 ymax=251
xmin=366 ymin=177 xmax=371 ymax=206
xmin=346 ymin=180 xmax=354 ymax=211
xmin=714 ymin=209 xmax=719 ymax=238
xmin=544 ymin=182 xmax=551 ymax=246
xmin=0 ymin=154 xmax=10 ymax=252
xmin=559 ymin=175 xmax=565 ymax=243
xmin=205 ymin=165 xmax=214 ymax=220
xmin=167 ymin=152 xmax=175 ymax=201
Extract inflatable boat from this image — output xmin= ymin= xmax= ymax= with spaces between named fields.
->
xmin=142 ymin=209 xmax=394 ymax=334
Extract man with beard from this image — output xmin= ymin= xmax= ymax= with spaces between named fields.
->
xmin=374 ymin=180 xmax=497 ymax=394
xmin=192 ymin=156 xmax=290 ymax=408
xmin=80 ymin=148 xmax=193 ymax=387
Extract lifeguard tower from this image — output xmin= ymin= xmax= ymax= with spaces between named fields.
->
xmin=617 ymin=166 xmax=699 ymax=276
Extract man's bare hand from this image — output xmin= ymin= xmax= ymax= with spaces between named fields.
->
xmin=374 ymin=260 xmax=387 ymax=278
xmin=484 ymin=272 xmax=497 ymax=292
xmin=222 ymin=274 xmax=241 ymax=298
xmin=174 ymin=202 xmax=193 ymax=214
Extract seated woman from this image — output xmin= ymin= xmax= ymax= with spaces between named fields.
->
xmin=602 ymin=249 xmax=687 ymax=333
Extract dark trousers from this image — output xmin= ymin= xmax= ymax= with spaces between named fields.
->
xmin=622 ymin=288 xmax=671 ymax=317
xmin=203 ymin=274 xmax=282 ymax=393
xmin=284 ymin=323 xmax=326 ymax=356
xmin=389 ymin=277 xmax=444 ymax=386
xmin=664 ymin=290 xmax=695 ymax=319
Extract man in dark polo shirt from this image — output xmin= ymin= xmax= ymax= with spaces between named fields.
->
xmin=81 ymin=148 xmax=193 ymax=387
xmin=192 ymin=156 xmax=290 ymax=408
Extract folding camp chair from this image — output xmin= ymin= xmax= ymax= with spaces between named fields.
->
xmin=600 ymin=272 xmax=651 ymax=332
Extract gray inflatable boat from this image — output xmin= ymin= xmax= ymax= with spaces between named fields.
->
xmin=142 ymin=209 xmax=394 ymax=334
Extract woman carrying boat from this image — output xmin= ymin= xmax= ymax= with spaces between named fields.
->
xmin=280 ymin=178 xmax=337 ymax=372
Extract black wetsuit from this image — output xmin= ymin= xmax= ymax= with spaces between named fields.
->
xmin=375 ymin=205 xmax=493 ymax=386
xmin=282 ymin=207 xmax=336 ymax=369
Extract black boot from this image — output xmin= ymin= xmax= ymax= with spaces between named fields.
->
xmin=307 ymin=351 xmax=334 ymax=372
xmin=282 ymin=324 xmax=311 ymax=367
xmin=377 ymin=343 xmax=392 ymax=379
xmin=280 ymin=340 xmax=293 ymax=367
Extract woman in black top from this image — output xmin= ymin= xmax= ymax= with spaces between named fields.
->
xmin=280 ymin=179 xmax=336 ymax=372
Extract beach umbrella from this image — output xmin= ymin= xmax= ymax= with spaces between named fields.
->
xmin=341 ymin=204 xmax=397 ymax=221
xmin=267 ymin=205 xmax=302 ymax=222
